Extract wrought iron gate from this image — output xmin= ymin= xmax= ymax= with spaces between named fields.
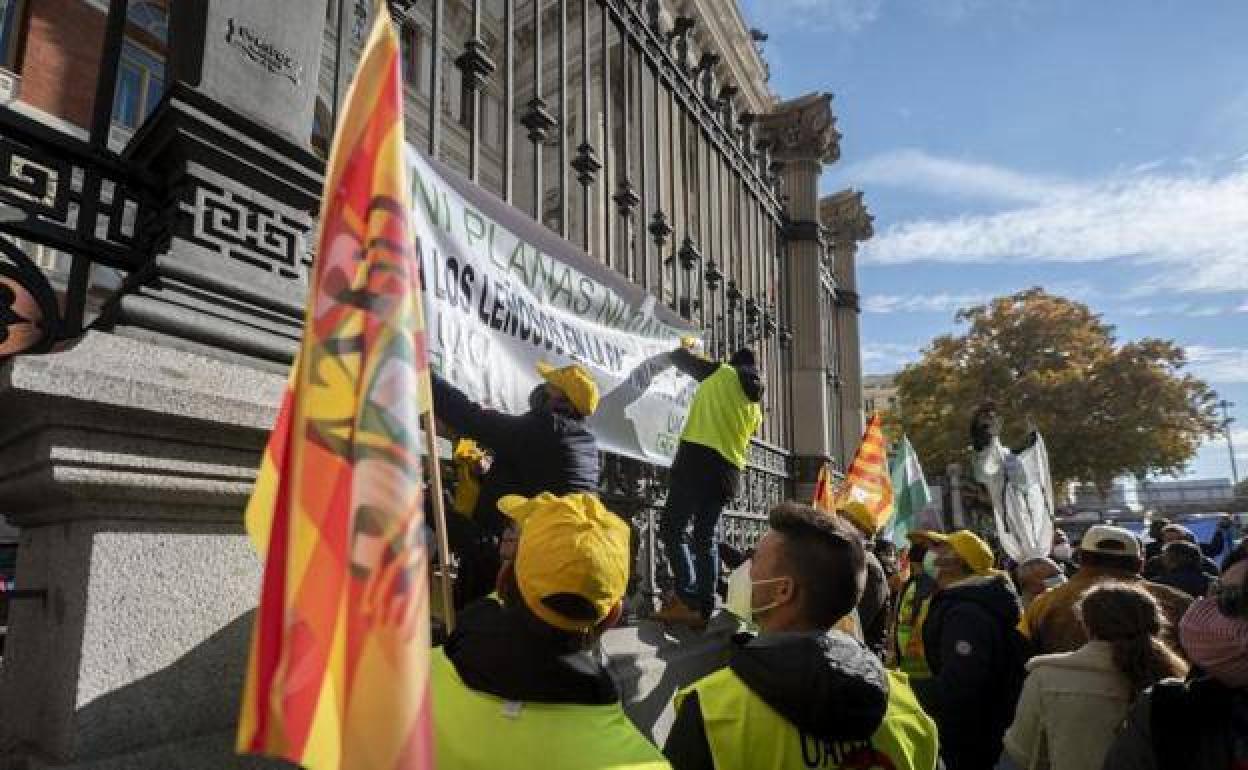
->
xmin=0 ymin=0 xmax=796 ymax=604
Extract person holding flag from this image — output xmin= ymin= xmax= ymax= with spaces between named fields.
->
xmin=814 ymin=414 xmax=895 ymax=657
xmin=236 ymin=5 xmax=442 ymax=769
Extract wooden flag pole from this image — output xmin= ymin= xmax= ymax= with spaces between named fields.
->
xmin=421 ymin=409 xmax=456 ymax=633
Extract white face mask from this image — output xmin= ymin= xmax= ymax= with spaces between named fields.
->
xmin=1052 ymin=543 xmax=1073 ymax=562
xmin=725 ymin=559 xmax=789 ymax=624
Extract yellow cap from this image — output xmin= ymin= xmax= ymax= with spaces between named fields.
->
xmin=926 ymin=529 xmax=995 ymax=574
xmin=536 ymin=361 xmax=600 ymax=417
xmin=837 ymin=501 xmax=878 ymax=536
xmin=497 ymin=492 xmax=630 ymax=632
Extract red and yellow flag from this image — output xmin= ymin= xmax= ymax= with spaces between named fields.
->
xmin=832 ymin=413 xmax=895 ymax=534
xmin=237 ymin=6 xmax=433 ymax=770
xmin=812 ymin=462 xmax=838 ymax=514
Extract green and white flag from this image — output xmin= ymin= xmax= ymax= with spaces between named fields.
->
xmin=885 ymin=436 xmax=931 ymax=543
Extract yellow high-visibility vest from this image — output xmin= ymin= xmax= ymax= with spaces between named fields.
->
xmin=676 ymin=667 xmax=939 ymax=770
xmin=680 ymin=364 xmax=762 ymax=469
xmin=432 ymin=648 xmax=670 ymax=770
xmin=895 ymin=581 xmax=932 ymax=679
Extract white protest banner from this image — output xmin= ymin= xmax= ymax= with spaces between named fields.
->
xmin=407 ymin=146 xmax=699 ymax=465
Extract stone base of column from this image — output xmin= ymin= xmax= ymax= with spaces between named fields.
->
xmin=0 ymin=333 xmax=287 ymax=769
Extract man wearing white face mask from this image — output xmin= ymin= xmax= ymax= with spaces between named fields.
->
xmin=1017 ymin=556 xmax=1066 ymax=608
xmin=663 ymin=502 xmax=939 ymax=770
xmin=1051 ymin=529 xmax=1077 ymax=576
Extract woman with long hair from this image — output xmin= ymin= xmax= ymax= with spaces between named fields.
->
xmin=1004 ymin=583 xmax=1188 ymax=770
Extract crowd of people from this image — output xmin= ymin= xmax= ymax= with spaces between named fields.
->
xmin=426 ymin=343 xmax=1248 ymax=770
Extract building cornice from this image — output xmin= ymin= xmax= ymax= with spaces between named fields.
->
xmin=758 ymin=92 xmax=840 ymax=165
xmin=820 ymin=188 xmax=873 ymax=244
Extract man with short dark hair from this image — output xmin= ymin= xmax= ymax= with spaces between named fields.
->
xmin=1022 ymin=524 xmax=1192 ymax=655
xmin=1153 ymin=541 xmax=1217 ymax=598
xmin=1145 ymin=523 xmax=1221 ymax=578
xmin=654 ymin=347 xmax=764 ymax=629
xmin=663 ymin=502 xmax=939 ymax=770
xmin=1144 ymin=516 xmax=1171 ymax=561
xmin=911 ymin=530 xmax=1027 ymax=770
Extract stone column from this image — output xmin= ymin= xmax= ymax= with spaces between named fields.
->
xmin=0 ymin=2 xmax=325 ymax=766
xmin=759 ymin=93 xmax=840 ymax=501
xmin=820 ymin=189 xmax=873 ymax=467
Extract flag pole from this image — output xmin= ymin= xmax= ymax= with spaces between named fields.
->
xmin=374 ymin=0 xmax=455 ymax=635
xmin=421 ymin=410 xmax=456 ymax=633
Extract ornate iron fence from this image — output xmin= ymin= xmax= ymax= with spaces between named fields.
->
xmin=0 ymin=0 xmax=796 ymax=605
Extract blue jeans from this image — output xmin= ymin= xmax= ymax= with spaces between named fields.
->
xmin=659 ymin=477 xmax=729 ymax=617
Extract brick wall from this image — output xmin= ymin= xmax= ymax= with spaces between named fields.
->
xmin=18 ymin=0 xmax=105 ymax=129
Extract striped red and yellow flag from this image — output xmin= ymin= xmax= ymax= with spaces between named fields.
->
xmin=833 ymin=413 xmax=895 ymax=534
xmin=237 ymin=6 xmax=434 ymax=770
xmin=812 ymin=461 xmax=837 ymax=514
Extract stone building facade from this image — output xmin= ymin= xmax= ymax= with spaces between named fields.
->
xmin=0 ymin=1 xmax=872 ymax=766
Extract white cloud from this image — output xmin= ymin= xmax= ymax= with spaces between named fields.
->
xmin=842 ymin=149 xmax=1077 ymax=204
xmin=864 ymin=292 xmax=990 ymax=314
xmin=858 ymin=155 xmax=1248 ymax=295
xmin=1123 ymin=304 xmax=1235 ymax=318
xmin=1185 ymin=346 xmax=1248 ymax=384
xmin=861 ymin=342 xmax=921 ymax=374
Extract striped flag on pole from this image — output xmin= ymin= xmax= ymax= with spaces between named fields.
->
xmin=833 ymin=413 xmax=895 ymax=535
xmin=237 ymin=5 xmax=435 ymax=769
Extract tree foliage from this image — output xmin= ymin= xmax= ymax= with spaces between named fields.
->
xmin=895 ymin=288 xmax=1221 ymax=492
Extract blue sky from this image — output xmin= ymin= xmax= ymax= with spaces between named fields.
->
xmin=740 ymin=0 xmax=1248 ymax=481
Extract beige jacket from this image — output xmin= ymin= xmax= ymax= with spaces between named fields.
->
xmin=1004 ymin=641 xmax=1132 ymax=770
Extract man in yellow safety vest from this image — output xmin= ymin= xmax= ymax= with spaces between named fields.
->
xmin=653 ymin=346 xmax=764 ymax=629
xmin=432 ymin=492 xmax=669 ymax=769
xmin=663 ymin=501 xmax=940 ymax=770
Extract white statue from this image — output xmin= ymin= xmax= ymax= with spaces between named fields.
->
xmin=970 ymin=403 xmax=1055 ymax=564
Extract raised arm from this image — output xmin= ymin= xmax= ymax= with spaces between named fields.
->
xmin=431 ymin=373 xmax=530 ymax=458
xmin=670 ymin=347 xmax=719 ymax=382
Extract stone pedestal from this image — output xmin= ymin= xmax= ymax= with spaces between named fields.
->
xmin=760 ymin=93 xmax=840 ymax=499
xmin=0 ymin=333 xmax=289 ymax=769
xmin=98 ymin=1 xmax=329 ymax=372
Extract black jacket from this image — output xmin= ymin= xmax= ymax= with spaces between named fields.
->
xmin=668 ymin=349 xmax=765 ymax=500
xmin=913 ymin=574 xmax=1027 ymax=770
xmin=664 ymin=630 xmax=891 ymax=770
xmin=443 ymin=598 xmax=619 ymax=706
xmin=1102 ymin=675 xmax=1247 ymax=770
xmin=432 ymin=373 xmax=600 ymax=534
xmin=859 ymin=550 xmax=892 ymax=659
xmin=1152 ymin=566 xmax=1216 ymax=599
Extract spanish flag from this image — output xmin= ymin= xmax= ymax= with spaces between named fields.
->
xmin=237 ymin=6 xmax=434 ymax=769
xmin=832 ymin=413 xmax=895 ymax=534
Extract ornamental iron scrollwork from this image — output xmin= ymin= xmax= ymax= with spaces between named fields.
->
xmin=0 ymin=118 xmax=151 ymax=272
xmin=0 ymin=237 xmax=62 ymax=359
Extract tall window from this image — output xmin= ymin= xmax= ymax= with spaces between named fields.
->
xmin=127 ymin=1 xmax=168 ymax=44
xmin=0 ymin=0 xmax=25 ymax=72
xmin=112 ymin=2 xmax=168 ymax=132
xmin=112 ymin=42 xmax=164 ymax=129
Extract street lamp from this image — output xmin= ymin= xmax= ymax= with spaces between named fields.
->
xmin=1218 ymin=399 xmax=1239 ymax=486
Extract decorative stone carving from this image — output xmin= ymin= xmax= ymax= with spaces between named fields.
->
xmin=821 ymin=188 xmax=874 ymax=246
xmin=758 ymin=92 xmax=841 ymax=165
